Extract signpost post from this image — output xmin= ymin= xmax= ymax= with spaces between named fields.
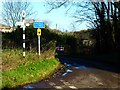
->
xmin=22 ymin=10 xmax=26 ymax=57
xmin=37 ymin=28 xmax=41 ymax=56
xmin=33 ymin=21 xmax=45 ymax=56
xmin=16 ymin=10 xmax=29 ymax=58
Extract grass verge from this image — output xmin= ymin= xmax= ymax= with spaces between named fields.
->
xmin=2 ymin=58 xmax=60 ymax=88
xmin=1 ymin=49 xmax=61 ymax=88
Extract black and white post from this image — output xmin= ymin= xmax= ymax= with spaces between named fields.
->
xmin=22 ymin=10 xmax=26 ymax=57
xmin=16 ymin=10 xmax=29 ymax=57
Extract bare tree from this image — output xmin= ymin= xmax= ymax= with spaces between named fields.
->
xmin=2 ymin=1 xmax=36 ymax=29
xmin=46 ymin=1 xmax=95 ymax=29
xmin=46 ymin=0 xmax=120 ymax=51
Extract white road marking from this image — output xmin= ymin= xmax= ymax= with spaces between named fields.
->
xmin=98 ymin=82 xmax=104 ymax=86
xmin=63 ymin=81 xmax=70 ymax=86
xmin=68 ymin=86 xmax=78 ymax=89
xmin=62 ymin=69 xmax=73 ymax=76
xmin=24 ymin=85 xmax=33 ymax=89
xmin=60 ymin=79 xmax=78 ymax=89
xmin=54 ymin=86 xmax=63 ymax=89
xmin=49 ymin=82 xmax=56 ymax=86
xmin=60 ymin=80 xmax=64 ymax=82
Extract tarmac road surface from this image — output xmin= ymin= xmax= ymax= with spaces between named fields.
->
xmin=22 ymin=56 xmax=119 ymax=89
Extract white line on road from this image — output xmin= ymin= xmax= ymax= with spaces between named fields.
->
xmin=49 ymin=82 xmax=56 ymax=86
xmin=60 ymin=79 xmax=78 ymax=89
xmin=68 ymin=86 xmax=78 ymax=89
xmin=63 ymin=81 xmax=70 ymax=86
xmin=54 ymin=86 xmax=63 ymax=89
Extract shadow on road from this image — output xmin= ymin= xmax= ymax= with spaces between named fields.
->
xmin=55 ymin=54 xmax=120 ymax=73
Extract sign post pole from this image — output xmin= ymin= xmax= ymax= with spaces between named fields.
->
xmin=23 ymin=25 xmax=25 ymax=57
xmin=38 ymin=36 xmax=40 ymax=56
xmin=22 ymin=10 xmax=26 ymax=57
xmin=37 ymin=28 xmax=41 ymax=56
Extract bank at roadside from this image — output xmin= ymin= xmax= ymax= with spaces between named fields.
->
xmin=1 ymin=49 xmax=63 ymax=89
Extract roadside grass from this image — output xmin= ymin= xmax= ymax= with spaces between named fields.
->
xmin=1 ymin=49 xmax=61 ymax=88
xmin=2 ymin=49 xmax=55 ymax=71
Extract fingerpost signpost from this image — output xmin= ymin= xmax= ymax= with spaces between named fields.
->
xmin=16 ymin=10 xmax=30 ymax=58
xmin=22 ymin=10 xmax=26 ymax=57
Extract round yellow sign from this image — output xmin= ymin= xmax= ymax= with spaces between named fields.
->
xmin=37 ymin=28 xmax=41 ymax=36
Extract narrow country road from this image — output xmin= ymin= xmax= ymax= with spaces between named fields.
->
xmin=22 ymin=56 xmax=119 ymax=89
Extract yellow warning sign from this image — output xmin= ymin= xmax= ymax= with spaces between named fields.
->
xmin=37 ymin=28 xmax=41 ymax=36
